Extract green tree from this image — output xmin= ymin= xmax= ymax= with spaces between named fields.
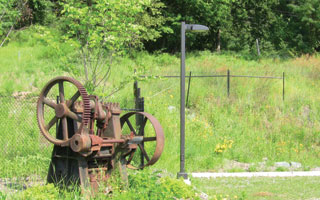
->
xmin=59 ymin=0 xmax=165 ymax=93
xmin=287 ymin=0 xmax=320 ymax=53
xmin=0 ymin=0 xmax=53 ymax=47
xmin=147 ymin=0 xmax=320 ymax=55
xmin=0 ymin=0 xmax=20 ymax=47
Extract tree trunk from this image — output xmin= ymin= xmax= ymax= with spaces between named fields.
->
xmin=216 ymin=29 xmax=221 ymax=52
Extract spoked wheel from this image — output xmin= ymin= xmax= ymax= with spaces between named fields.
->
xmin=37 ymin=76 xmax=91 ymax=146
xmin=120 ymin=112 xmax=164 ymax=169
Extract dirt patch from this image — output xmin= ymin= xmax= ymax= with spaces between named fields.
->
xmin=253 ymin=191 xmax=273 ymax=197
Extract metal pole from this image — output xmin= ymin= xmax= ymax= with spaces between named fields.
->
xmin=283 ymin=72 xmax=285 ymax=101
xmin=139 ymin=96 xmax=145 ymax=166
xmin=227 ymin=69 xmax=230 ymax=97
xmin=186 ymin=71 xmax=192 ymax=108
xmin=178 ymin=22 xmax=187 ymax=179
xmin=134 ymin=79 xmax=145 ymax=167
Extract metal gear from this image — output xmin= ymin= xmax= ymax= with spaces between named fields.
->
xmin=37 ymin=76 xmax=91 ymax=146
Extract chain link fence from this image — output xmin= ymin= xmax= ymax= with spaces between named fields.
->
xmin=0 ymin=95 xmax=52 ymax=161
xmin=0 ymin=90 xmax=139 ymax=161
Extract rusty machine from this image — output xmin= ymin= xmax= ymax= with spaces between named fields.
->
xmin=36 ymin=76 xmax=164 ymax=191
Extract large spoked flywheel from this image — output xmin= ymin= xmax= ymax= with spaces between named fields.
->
xmin=120 ymin=112 xmax=164 ymax=169
xmin=37 ymin=76 xmax=91 ymax=146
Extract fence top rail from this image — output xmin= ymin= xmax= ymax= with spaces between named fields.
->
xmin=139 ymin=74 xmax=283 ymax=79
xmin=230 ymin=75 xmax=282 ymax=79
xmin=120 ymin=108 xmax=143 ymax=111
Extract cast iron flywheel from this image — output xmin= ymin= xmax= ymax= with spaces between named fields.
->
xmin=37 ymin=76 xmax=91 ymax=146
xmin=120 ymin=112 xmax=164 ymax=169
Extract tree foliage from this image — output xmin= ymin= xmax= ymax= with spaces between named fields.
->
xmin=59 ymin=0 xmax=166 ymax=92
xmin=145 ymin=0 xmax=320 ymax=55
xmin=1 ymin=0 xmax=320 ymax=55
xmin=0 ymin=0 xmax=53 ymax=47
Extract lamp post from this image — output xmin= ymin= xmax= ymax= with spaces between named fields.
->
xmin=178 ymin=22 xmax=209 ymax=179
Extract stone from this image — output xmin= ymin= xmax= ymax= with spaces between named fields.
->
xmin=223 ymin=160 xmax=250 ymax=171
xmin=187 ymin=113 xmax=196 ymax=120
xmin=274 ymin=162 xmax=290 ymax=168
xmin=290 ymin=162 xmax=302 ymax=168
xmin=311 ymin=167 xmax=320 ymax=171
xmin=168 ymin=105 xmax=176 ymax=112
xmin=183 ymin=178 xmax=191 ymax=185
xmin=199 ymin=192 xmax=209 ymax=200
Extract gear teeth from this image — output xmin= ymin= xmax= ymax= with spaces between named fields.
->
xmin=74 ymin=81 xmax=91 ymax=127
xmin=104 ymin=102 xmax=120 ymax=114
xmin=36 ymin=76 xmax=93 ymax=146
xmin=105 ymin=102 xmax=120 ymax=110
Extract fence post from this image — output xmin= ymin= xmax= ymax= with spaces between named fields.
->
xmin=256 ymin=39 xmax=261 ymax=56
xmin=283 ymin=72 xmax=285 ymax=101
xmin=134 ymin=79 xmax=145 ymax=167
xmin=227 ymin=69 xmax=230 ymax=97
xmin=186 ymin=71 xmax=192 ymax=108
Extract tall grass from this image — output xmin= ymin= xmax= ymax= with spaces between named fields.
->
xmin=0 ymin=29 xmax=320 ymax=180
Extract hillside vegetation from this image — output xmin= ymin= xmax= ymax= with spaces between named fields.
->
xmin=1 ymin=0 xmax=320 ymax=54
xmin=1 ymin=1 xmax=320 ymax=199
xmin=1 ymin=30 xmax=319 ymax=175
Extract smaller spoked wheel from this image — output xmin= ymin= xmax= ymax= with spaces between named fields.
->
xmin=120 ymin=112 xmax=164 ymax=169
xmin=37 ymin=76 xmax=91 ymax=146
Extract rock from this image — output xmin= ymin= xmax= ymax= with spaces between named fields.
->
xmin=187 ymin=113 xmax=196 ymax=120
xmin=301 ymin=106 xmax=311 ymax=120
xmin=290 ymin=162 xmax=302 ymax=168
xmin=275 ymin=162 xmax=290 ymax=168
xmin=168 ymin=106 xmax=176 ymax=112
xmin=223 ymin=160 xmax=250 ymax=171
xmin=257 ymin=162 xmax=267 ymax=171
xmin=199 ymin=192 xmax=209 ymax=200
xmin=311 ymin=167 xmax=320 ymax=171
xmin=183 ymin=178 xmax=191 ymax=185
xmin=12 ymin=91 xmax=32 ymax=98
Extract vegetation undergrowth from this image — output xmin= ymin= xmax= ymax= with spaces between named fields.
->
xmin=8 ymin=170 xmax=198 ymax=200
xmin=0 ymin=28 xmax=320 ymax=198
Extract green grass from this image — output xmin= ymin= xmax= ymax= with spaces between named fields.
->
xmin=4 ymin=170 xmax=200 ymax=200
xmin=0 ymin=27 xmax=320 ymax=198
xmin=133 ymin=52 xmax=320 ymax=173
xmin=192 ymin=176 xmax=320 ymax=200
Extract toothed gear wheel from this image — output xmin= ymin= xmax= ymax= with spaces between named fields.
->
xmin=37 ymin=76 xmax=91 ymax=146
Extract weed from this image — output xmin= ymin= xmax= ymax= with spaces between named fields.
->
xmin=1 ymin=35 xmax=320 ymax=197
xmin=18 ymin=184 xmax=59 ymax=200
xmin=0 ymin=191 xmax=6 ymax=200
xmin=275 ymin=167 xmax=288 ymax=172
xmin=110 ymin=170 xmax=199 ymax=200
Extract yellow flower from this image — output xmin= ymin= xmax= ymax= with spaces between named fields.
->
xmin=170 ymin=95 xmax=173 ymax=98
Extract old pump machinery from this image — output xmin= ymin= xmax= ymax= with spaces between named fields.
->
xmin=36 ymin=76 xmax=164 ymax=191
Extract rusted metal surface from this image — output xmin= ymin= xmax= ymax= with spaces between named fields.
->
xmin=36 ymin=76 xmax=165 ymax=193
xmin=120 ymin=112 xmax=165 ymax=169
xmin=37 ymin=76 xmax=91 ymax=146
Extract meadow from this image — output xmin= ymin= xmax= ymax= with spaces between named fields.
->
xmin=0 ymin=28 xmax=320 ymax=199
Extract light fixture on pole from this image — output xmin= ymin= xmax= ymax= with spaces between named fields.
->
xmin=178 ymin=22 xmax=209 ymax=179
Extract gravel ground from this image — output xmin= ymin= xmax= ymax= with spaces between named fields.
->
xmin=0 ymin=175 xmax=44 ymax=194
